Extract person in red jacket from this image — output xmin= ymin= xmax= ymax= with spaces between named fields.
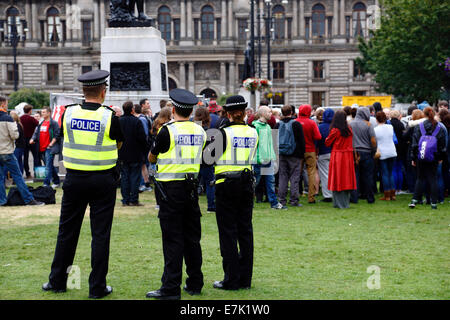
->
xmin=325 ymin=110 xmax=357 ymax=209
xmin=296 ymin=104 xmax=322 ymax=203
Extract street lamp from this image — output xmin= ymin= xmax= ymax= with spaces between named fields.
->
xmin=0 ymin=20 xmax=27 ymax=91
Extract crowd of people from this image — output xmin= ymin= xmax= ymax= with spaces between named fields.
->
xmin=1 ymin=93 xmax=449 ymax=210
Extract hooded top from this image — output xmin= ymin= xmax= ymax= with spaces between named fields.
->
xmin=349 ymin=107 xmax=377 ymax=153
xmin=317 ymin=108 xmax=335 ymax=155
xmin=296 ymin=104 xmax=322 ymax=153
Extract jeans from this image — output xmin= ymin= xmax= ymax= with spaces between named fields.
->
xmin=24 ymin=139 xmax=40 ymax=177
xmin=0 ymin=153 xmax=34 ymax=205
xmin=392 ymin=158 xmax=404 ymax=191
xmin=278 ymin=156 xmax=302 ymax=206
xmin=120 ymin=162 xmax=142 ymax=204
xmin=253 ymin=164 xmax=278 ymax=207
xmin=199 ymin=166 xmax=215 ymax=210
xmin=317 ymin=154 xmax=332 ymax=199
xmin=380 ymin=157 xmax=396 ymax=191
xmin=351 ymin=151 xmax=375 ymax=203
xmin=14 ymin=147 xmax=24 ymax=175
xmin=43 ymin=149 xmax=60 ymax=186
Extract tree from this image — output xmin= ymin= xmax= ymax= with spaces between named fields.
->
xmin=357 ymin=0 xmax=450 ymax=103
xmin=7 ymin=88 xmax=50 ymax=109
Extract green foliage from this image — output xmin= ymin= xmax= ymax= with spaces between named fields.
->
xmin=217 ymin=93 xmax=233 ymax=106
xmin=358 ymin=0 xmax=450 ymax=103
xmin=7 ymin=88 xmax=50 ymax=109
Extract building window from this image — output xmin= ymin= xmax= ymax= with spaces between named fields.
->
xmin=312 ymin=92 xmax=325 ymax=107
xmin=346 ymin=16 xmax=351 ymax=39
xmin=313 ymin=61 xmax=324 ymax=80
xmin=305 ymin=17 xmax=310 ymax=40
xmin=81 ymin=65 xmax=92 ymax=74
xmin=238 ymin=64 xmax=245 ymax=82
xmin=6 ymin=64 xmax=17 ymax=82
xmin=353 ymin=91 xmax=366 ymax=96
xmin=312 ymin=4 xmax=325 ymax=38
xmin=6 ymin=7 xmax=23 ymax=41
xmin=273 ymin=62 xmax=285 ymax=80
xmin=47 ymin=64 xmax=59 ymax=84
xmin=273 ymin=5 xmax=285 ymax=40
xmin=47 ymin=7 xmax=62 ymax=46
xmin=217 ymin=18 xmax=221 ymax=41
xmin=161 ymin=63 xmax=167 ymax=92
xmin=194 ymin=18 xmax=199 ymax=40
xmin=353 ymin=61 xmax=365 ymax=80
xmin=82 ymin=20 xmax=91 ymax=46
xmin=158 ymin=6 xmax=171 ymax=41
xmin=238 ymin=19 xmax=248 ymax=42
xmin=353 ymin=2 xmax=367 ymax=38
xmin=201 ymin=5 xmax=214 ymax=41
xmin=287 ymin=18 xmax=292 ymax=40
xmin=174 ymin=19 xmax=180 ymax=41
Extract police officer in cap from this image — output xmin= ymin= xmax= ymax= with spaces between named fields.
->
xmin=212 ymin=95 xmax=258 ymax=290
xmin=42 ymin=70 xmax=123 ymax=299
xmin=146 ymin=88 xmax=207 ymax=300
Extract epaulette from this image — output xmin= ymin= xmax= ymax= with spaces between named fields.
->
xmin=63 ymin=103 xmax=78 ymax=108
xmin=102 ymin=105 xmax=115 ymax=115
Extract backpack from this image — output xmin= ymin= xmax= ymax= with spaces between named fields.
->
xmin=6 ymin=185 xmax=56 ymax=206
xmin=417 ymin=122 xmax=440 ymax=162
xmin=278 ymin=119 xmax=296 ymax=156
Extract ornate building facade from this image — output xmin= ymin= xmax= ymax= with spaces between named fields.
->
xmin=0 ymin=0 xmax=382 ymax=106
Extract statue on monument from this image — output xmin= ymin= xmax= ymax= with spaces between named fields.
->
xmin=109 ymin=0 xmax=151 ymax=27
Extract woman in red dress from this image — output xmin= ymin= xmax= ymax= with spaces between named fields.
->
xmin=325 ymin=110 xmax=357 ymax=209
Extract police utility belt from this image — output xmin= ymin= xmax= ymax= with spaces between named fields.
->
xmin=212 ymin=169 xmax=254 ymax=186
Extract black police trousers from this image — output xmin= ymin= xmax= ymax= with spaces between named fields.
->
xmin=215 ymin=178 xmax=254 ymax=289
xmin=155 ymin=180 xmax=204 ymax=295
xmin=48 ymin=169 xmax=117 ymax=296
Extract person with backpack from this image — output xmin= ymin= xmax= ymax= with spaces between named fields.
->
xmin=409 ymin=107 xmax=447 ymax=209
xmin=275 ymin=105 xmax=305 ymax=208
xmin=316 ymin=108 xmax=335 ymax=202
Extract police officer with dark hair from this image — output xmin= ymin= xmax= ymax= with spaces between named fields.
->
xmin=146 ymin=88 xmax=207 ymax=300
xmin=212 ymin=95 xmax=258 ymax=290
xmin=42 ymin=70 xmax=123 ymax=299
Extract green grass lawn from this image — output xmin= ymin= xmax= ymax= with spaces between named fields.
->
xmin=0 ymin=185 xmax=448 ymax=300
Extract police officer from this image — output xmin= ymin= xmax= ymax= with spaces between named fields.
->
xmin=146 ymin=88 xmax=206 ymax=300
xmin=42 ymin=70 xmax=123 ymax=299
xmin=212 ymin=95 xmax=258 ymax=290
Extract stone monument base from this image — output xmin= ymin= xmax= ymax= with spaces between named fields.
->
xmin=101 ymin=27 xmax=168 ymax=113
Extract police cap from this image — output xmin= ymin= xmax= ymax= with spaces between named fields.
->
xmin=78 ymin=70 xmax=110 ymax=87
xmin=223 ymin=95 xmax=248 ymax=111
xmin=169 ymin=88 xmax=198 ymax=109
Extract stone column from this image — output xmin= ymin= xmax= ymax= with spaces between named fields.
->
xmin=25 ymin=0 xmax=32 ymax=40
xmin=180 ymin=0 xmax=186 ymax=39
xmin=31 ymin=0 xmax=39 ymax=41
xmin=228 ymin=0 xmax=233 ymax=39
xmin=229 ymin=62 xmax=235 ymax=93
xmin=188 ymin=62 xmax=195 ymax=93
xmin=299 ymin=0 xmax=305 ymax=38
xmin=179 ymin=61 xmax=186 ymax=89
xmin=333 ymin=0 xmax=339 ymax=36
xmin=220 ymin=0 xmax=227 ymax=41
xmin=187 ymin=0 xmax=193 ymax=39
xmin=213 ymin=19 xmax=218 ymax=45
xmin=100 ymin=0 xmax=105 ymax=38
xmin=220 ymin=62 xmax=226 ymax=94
xmin=340 ymin=0 xmax=345 ymax=36
xmin=93 ymin=0 xmax=99 ymax=40
xmin=293 ymin=0 xmax=298 ymax=38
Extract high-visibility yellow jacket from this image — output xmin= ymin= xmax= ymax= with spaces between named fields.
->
xmin=215 ymin=124 xmax=258 ymax=184
xmin=156 ymin=121 xmax=206 ymax=181
xmin=63 ymin=105 xmax=118 ymax=171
